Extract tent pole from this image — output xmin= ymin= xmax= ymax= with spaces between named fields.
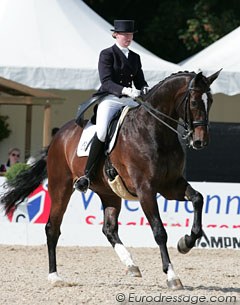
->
xmin=25 ymin=103 xmax=32 ymax=160
xmin=43 ymin=101 xmax=51 ymax=148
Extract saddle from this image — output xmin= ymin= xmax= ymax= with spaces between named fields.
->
xmin=77 ymin=105 xmax=131 ymax=156
xmin=75 ymin=93 xmax=108 ymax=127
xmin=77 ymin=105 xmax=138 ymax=200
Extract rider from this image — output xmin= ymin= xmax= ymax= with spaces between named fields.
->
xmin=74 ymin=19 xmax=148 ymax=192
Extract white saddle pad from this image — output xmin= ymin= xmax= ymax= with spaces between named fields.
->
xmin=77 ymin=106 xmax=131 ymax=157
xmin=77 ymin=121 xmax=96 ymax=157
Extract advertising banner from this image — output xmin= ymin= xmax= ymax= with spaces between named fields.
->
xmin=0 ymin=178 xmax=239 ymax=249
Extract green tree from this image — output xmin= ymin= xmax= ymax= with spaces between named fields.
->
xmin=0 ymin=115 xmax=11 ymax=142
xmin=4 ymin=163 xmax=30 ymax=182
xmin=83 ymin=0 xmax=240 ymax=62
xmin=179 ymin=0 xmax=240 ymax=54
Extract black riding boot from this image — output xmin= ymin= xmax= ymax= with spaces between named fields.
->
xmin=74 ymin=134 xmax=105 ymax=193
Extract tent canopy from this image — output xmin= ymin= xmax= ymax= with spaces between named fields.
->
xmin=180 ymin=27 xmax=240 ymax=96
xmin=0 ymin=0 xmax=180 ymax=90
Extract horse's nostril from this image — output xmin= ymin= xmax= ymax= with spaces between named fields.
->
xmin=193 ymin=140 xmax=203 ymax=149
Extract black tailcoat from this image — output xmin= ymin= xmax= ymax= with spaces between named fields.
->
xmin=95 ymin=44 xmax=148 ymax=97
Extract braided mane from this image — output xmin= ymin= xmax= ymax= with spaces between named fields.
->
xmin=145 ymin=71 xmax=196 ymax=98
xmin=155 ymin=71 xmax=196 ymax=88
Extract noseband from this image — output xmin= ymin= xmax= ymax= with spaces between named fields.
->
xmin=135 ymin=76 xmax=211 ymax=143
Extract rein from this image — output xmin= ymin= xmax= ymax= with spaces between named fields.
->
xmin=135 ymin=96 xmax=189 ymax=139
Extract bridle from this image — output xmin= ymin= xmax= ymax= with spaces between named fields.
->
xmin=135 ymin=76 xmax=211 ymax=144
xmin=183 ymin=77 xmax=211 ymax=130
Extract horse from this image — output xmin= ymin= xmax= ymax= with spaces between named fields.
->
xmin=0 ymin=70 xmax=220 ymax=290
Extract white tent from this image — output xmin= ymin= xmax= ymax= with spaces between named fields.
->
xmin=180 ymin=26 xmax=240 ymax=96
xmin=0 ymin=0 xmax=180 ymax=90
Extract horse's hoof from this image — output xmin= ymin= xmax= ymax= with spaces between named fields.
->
xmin=167 ymin=278 xmax=184 ymax=290
xmin=177 ymin=236 xmax=191 ymax=254
xmin=48 ymin=272 xmax=63 ymax=284
xmin=127 ymin=265 xmax=142 ymax=277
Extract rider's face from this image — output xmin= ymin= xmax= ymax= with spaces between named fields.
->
xmin=116 ymin=32 xmax=134 ymax=48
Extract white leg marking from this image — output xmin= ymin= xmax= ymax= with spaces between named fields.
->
xmin=114 ymin=243 xmax=136 ymax=267
xmin=48 ymin=272 xmax=63 ymax=283
xmin=167 ymin=264 xmax=179 ymax=281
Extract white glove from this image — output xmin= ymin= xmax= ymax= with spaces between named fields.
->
xmin=122 ymin=87 xmax=141 ymax=99
xmin=141 ymin=86 xmax=149 ymax=95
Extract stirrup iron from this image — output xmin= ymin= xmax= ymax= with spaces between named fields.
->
xmin=74 ymin=175 xmax=90 ymax=193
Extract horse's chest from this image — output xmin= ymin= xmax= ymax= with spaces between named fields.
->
xmin=158 ymin=149 xmax=184 ymax=178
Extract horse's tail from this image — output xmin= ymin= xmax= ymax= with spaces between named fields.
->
xmin=1 ymin=149 xmax=48 ymax=215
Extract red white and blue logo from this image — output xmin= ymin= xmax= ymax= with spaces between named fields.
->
xmin=7 ymin=180 xmax=51 ymax=223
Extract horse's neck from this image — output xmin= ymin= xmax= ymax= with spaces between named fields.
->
xmin=148 ymin=76 xmax=189 ymax=118
xmin=141 ymin=78 xmax=188 ymax=145
xmin=134 ymin=104 xmax=180 ymax=147
xmin=146 ymin=92 xmax=178 ymax=121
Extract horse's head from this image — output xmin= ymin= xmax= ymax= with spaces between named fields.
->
xmin=180 ymin=70 xmax=221 ymax=150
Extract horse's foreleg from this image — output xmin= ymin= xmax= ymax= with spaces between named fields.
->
xmin=140 ymin=196 xmax=183 ymax=290
xmin=178 ymin=184 xmax=203 ymax=254
xmin=101 ymin=196 xmax=141 ymax=277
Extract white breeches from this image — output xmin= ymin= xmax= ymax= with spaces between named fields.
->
xmin=96 ymin=95 xmax=138 ymax=142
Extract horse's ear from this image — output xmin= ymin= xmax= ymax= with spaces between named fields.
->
xmin=192 ymin=71 xmax=204 ymax=87
xmin=194 ymin=71 xmax=203 ymax=84
xmin=207 ymin=69 xmax=222 ymax=85
xmin=195 ymin=71 xmax=203 ymax=79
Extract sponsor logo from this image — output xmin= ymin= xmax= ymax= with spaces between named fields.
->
xmin=196 ymin=231 xmax=240 ymax=249
xmin=7 ymin=181 xmax=51 ymax=223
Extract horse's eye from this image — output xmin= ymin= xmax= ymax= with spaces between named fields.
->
xmin=191 ymin=100 xmax=198 ymax=108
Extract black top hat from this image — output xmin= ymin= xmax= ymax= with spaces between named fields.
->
xmin=111 ymin=20 xmax=137 ymax=33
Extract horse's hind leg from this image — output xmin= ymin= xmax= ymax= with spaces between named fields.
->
xmin=177 ymin=182 xmax=204 ymax=254
xmin=45 ymin=177 xmax=73 ymax=283
xmin=99 ymin=193 xmax=141 ymax=277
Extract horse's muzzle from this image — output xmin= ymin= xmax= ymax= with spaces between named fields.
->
xmin=192 ymin=139 xmax=207 ymax=150
xmin=191 ymin=124 xmax=209 ymax=150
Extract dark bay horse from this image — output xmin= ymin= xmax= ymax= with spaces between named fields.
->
xmin=0 ymin=70 xmax=220 ymax=289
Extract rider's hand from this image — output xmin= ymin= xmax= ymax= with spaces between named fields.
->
xmin=141 ymin=86 xmax=149 ymax=95
xmin=122 ymin=87 xmax=141 ymax=99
